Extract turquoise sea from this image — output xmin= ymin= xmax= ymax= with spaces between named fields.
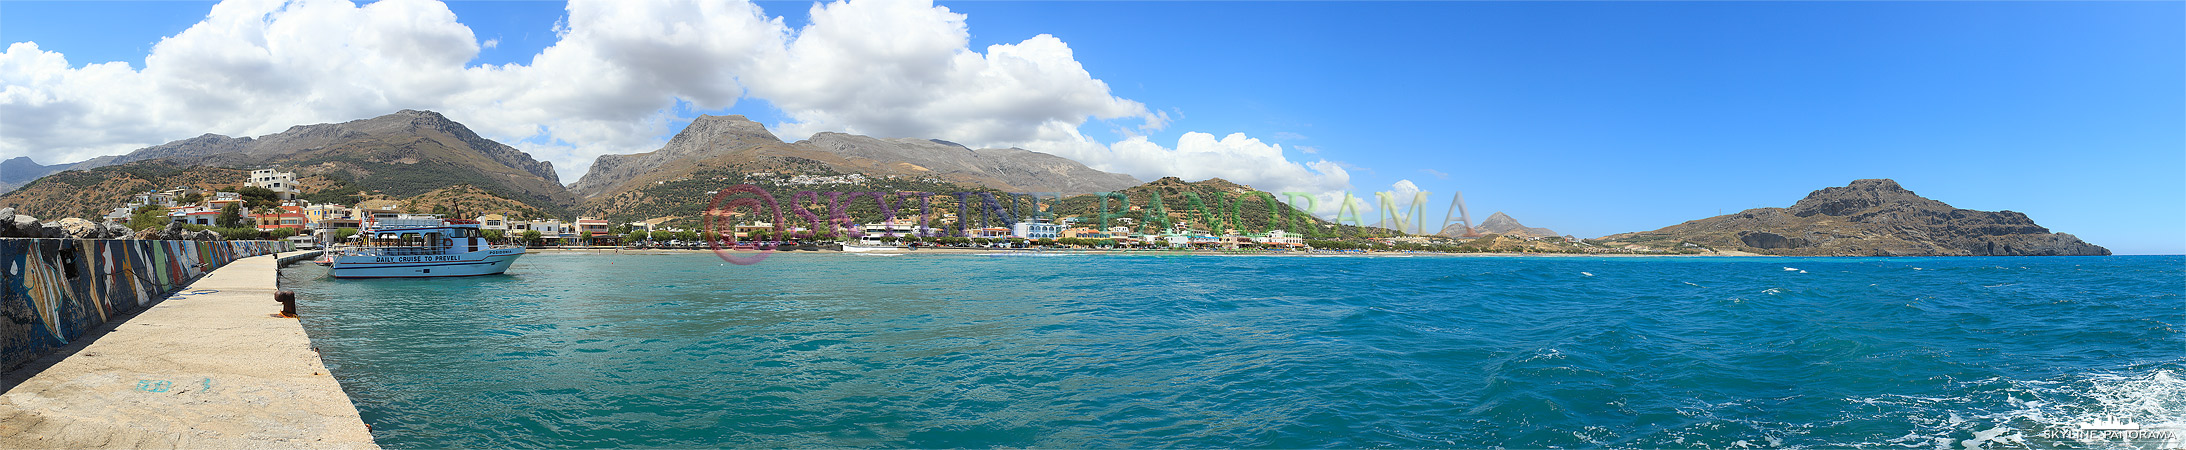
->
xmin=285 ymin=253 xmax=2185 ymax=448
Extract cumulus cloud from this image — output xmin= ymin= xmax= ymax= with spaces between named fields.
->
xmin=444 ymin=0 xmax=787 ymax=169
xmin=750 ymin=0 xmax=1155 ymax=147
xmin=2 ymin=0 xmax=1353 ymax=199
xmin=4 ymin=0 xmax=485 ymax=163
xmin=1071 ymin=132 xmax=1357 ymax=217
xmin=1390 ymin=179 xmax=1421 ymax=199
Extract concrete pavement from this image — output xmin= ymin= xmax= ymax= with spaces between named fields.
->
xmin=0 ymin=252 xmax=377 ymax=449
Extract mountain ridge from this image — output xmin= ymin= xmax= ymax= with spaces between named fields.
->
xmin=1438 ymin=211 xmax=1559 ymax=238
xmin=1598 ymin=179 xmax=2108 ymax=256
xmin=1 ymin=110 xmax=576 ymax=218
xmin=569 ymin=115 xmax=1144 ymax=203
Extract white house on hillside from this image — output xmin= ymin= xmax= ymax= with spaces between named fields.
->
xmin=249 ymin=169 xmax=297 ymax=199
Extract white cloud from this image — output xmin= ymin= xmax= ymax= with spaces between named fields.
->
xmin=1391 ymin=179 xmax=1421 ymax=199
xmin=2 ymin=0 xmax=1357 ymax=197
xmin=1076 ymin=132 xmax=1356 ymax=216
xmin=3 ymin=0 xmax=485 ymax=164
xmin=749 ymin=0 xmax=1156 ymax=148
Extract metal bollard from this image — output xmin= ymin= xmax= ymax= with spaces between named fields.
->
xmin=274 ymin=290 xmax=297 ymax=318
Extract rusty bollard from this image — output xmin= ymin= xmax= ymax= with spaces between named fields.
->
xmin=274 ymin=290 xmax=297 ymax=318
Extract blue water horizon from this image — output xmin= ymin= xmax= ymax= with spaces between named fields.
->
xmin=287 ymin=253 xmax=2185 ymax=448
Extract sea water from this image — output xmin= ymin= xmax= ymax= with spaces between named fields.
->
xmin=285 ymin=253 xmax=2185 ymax=448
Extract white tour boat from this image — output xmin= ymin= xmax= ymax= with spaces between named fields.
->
xmin=840 ymin=241 xmax=907 ymax=252
xmin=329 ymin=216 xmax=525 ymax=278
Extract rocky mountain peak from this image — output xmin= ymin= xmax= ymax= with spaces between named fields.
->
xmin=1473 ymin=211 xmax=1560 ymax=237
xmin=671 ymin=115 xmax=780 ymax=150
xmin=1847 ymin=178 xmax=1903 ymax=190
xmin=1 ymin=156 xmax=38 ymax=172
xmin=1598 ymin=179 xmax=2108 ymax=256
xmin=1788 ymin=178 xmax=1948 ymax=217
xmin=570 ymin=115 xmax=783 ymax=197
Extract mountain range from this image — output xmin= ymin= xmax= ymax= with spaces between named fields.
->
xmin=1 ymin=111 xmax=1146 ymax=227
xmin=0 ymin=111 xmax=2115 ymax=257
xmin=569 ymin=115 xmax=1141 ymax=200
xmin=1 ymin=110 xmax=575 ymax=220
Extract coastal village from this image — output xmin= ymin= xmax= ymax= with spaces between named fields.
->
xmin=0 ymin=109 xmax=2106 ymax=257
xmin=78 ymin=168 xmax=1624 ymax=254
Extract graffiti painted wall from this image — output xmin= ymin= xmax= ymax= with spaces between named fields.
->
xmin=1 ymin=239 xmax=291 ymax=370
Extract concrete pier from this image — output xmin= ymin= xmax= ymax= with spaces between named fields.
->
xmin=0 ymin=252 xmax=377 ymax=449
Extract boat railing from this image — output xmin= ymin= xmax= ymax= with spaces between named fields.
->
xmin=344 ymin=245 xmax=447 ymax=257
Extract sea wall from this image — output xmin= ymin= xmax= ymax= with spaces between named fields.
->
xmin=0 ymin=238 xmax=292 ymax=370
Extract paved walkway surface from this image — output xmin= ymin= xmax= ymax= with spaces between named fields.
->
xmin=0 ymin=253 xmax=378 ymax=449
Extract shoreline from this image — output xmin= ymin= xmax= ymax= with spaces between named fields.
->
xmin=526 ymin=246 xmax=1769 ymax=257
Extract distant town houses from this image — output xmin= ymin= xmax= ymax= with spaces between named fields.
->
xmin=99 ymin=182 xmax=1316 ymax=251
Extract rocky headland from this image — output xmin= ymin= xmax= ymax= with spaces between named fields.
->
xmin=1598 ymin=179 xmax=2109 ymax=256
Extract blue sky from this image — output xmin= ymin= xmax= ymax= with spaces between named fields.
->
xmin=2 ymin=1 xmax=2180 ymax=254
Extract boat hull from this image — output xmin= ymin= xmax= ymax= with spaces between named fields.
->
xmin=842 ymin=243 xmax=906 ymax=252
xmin=330 ymin=247 xmax=526 ymax=278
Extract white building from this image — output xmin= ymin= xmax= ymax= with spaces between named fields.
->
xmin=248 ymin=169 xmax=298 ymax=199
xmin=1011 ymin=220 xmax=1062 ymax=239
xmin=476 ymin=214 xmax=509 ymax=231
xmin=1252 ymin=230 xmax=1306 ymax=248
xmin=103 ymin=206 xmax=134 ymax=223
xmin=511 ymin=219 xmax=569 ymax=238
xmin=859 ymin=219 xmax=929 ymax=239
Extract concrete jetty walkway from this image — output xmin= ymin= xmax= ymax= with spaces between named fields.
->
xmin=0 ymin=253 xmax=378 ymax=449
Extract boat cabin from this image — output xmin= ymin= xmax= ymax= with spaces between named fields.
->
xmin=354 ymin=217 xmax=492 ymax=256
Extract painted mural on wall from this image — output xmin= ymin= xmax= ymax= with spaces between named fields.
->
xmin=1 ymin=239 xmax=291 ymax=370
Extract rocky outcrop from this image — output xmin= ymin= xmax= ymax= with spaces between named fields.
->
xmin=1599 ymin=179 xmax=2110 ymax=256
xmin=569 ymin=114 xmax=782 ymax=197
xmin=52 ymin=218 xmax=132 ymax=239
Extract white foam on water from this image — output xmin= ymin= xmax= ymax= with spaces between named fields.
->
xmin=1851 ymin=367 xmax=2186 ymax=450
